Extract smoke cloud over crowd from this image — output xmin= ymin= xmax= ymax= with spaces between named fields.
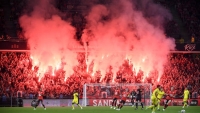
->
xmin=19 ymin=0 xmax=175 ymax=82
xmin=19 ymin=0 xmax=79 ymax=81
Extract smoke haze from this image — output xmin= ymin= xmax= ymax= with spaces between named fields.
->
xmin=19 ymin=0 xmax=79 ymax=80
xmin=19 ymin=0 xmax=175 ymax=83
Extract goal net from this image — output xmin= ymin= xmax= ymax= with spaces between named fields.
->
xmin=82 ymin=83 xmax=152 ymax=107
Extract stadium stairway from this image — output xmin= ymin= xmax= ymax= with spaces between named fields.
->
xmin=2 ymin=0 xmax=17 ymax=38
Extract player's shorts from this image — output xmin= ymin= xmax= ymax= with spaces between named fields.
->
xmin=120 ymin=100 xmax=126 ymax=105
xmin=130 ymin=95 xmax=135 ymax=99
xmin=151 ymin=96 xmax=158 ymax=105
xmin=113 ymin=97 xmax=118 ymax=101
xmin=114 ymin=96 xmax=120 ymax=99
xmin=157 ymin=98 xmax=162 ymax=103
xmin=136 ymin=97 xmax=142 ymax=101
xmin=165 ymin=99 xmax=171 ymax=105
xmin=37 ymin=99 xmax=44 ymax=103
xmin=72 ymin=99 xmax=79 ymax=104
xmin=131 ymin=97 xmax=135 ymax=101
xmin=183 ymin=98 xmax=188 ymax=102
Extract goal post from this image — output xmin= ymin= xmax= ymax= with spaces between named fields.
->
xmin=82 ymin=83 xmax=152 ymax=107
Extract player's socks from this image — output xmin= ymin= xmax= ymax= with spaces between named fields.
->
xmin=187 ymin=101 xmax=189 ymax=107
xmin=157 ymin=99 xmax=161 ymax=110
xmin=157 ymin=103 xmax=160 ymax=110
xmin=135 ymin=102 xmax=138 ymax=109
xmin=185 ymin=102 xmax=187 ymax=107
xmin=132 ymin=101 xmax=134 ymax=107
xmin=42 ymin=104 xmax=45 ymax=108
xmin=117 ymin=104 xmax=120 ymax=109
xmin=72 ymin=105 xmax=75 ymax=110
xmin=120 ymin=105 xmax=123 ymax=109
xmin=166 ymin=104 xmax=168 ymax=108
xmin=183 ymin=102 xmax=187 ymax=108
xmin=152 ymin=107 xmax=156 ymax=113
xmin=77 ymin=104 xmax=82 ymax=108
xmin=164 ymin=104 xmax=168 ymax=109
xmin=77 ymin=104 xmax=83 ymax=109
xmin=141 ymin=103 xmax=144 ymax=108
xmin=111 ymin=103 xmax=114 ymax=107
xmin=114 ymin=102 xmax=117 ymax=107
xmin=112 ymin=101 xmax=116 ymax=108
xmin=152 ymin=106 xmax=156 ymax=113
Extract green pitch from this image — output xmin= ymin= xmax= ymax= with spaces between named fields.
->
xmin=0 ymin=106 xmax=199 ymax=113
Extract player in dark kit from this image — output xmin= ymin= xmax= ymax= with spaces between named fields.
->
xmin=110 ymin=87 xmax=120 ymax=109
xmin=34 ymin=89 xmax=46 ymax=110
xmin=135 ymin=87 xmax=144 ymax=110
xmin=130 ymin=89 xmax=136 ymax=107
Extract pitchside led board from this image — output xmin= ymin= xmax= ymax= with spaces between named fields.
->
xmin=0 ymin=40 xmax=200 ymax=51
xmin=23 ymin=99 xmax=200 ymax=107
xmin=190 ymin=100 xmax=198 ymax=106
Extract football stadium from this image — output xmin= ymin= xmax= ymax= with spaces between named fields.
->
xmin=0 ymin=0 xmax=200 ymax=113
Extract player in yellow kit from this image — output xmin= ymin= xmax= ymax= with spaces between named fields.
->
xmin=146 ymin=85 xmax=161 ymax=113
xmin=157 ymin=87 xmax=165 ymax=110
xmin=182 ymin=87 xmax=190 ymax=108
xmin=72 ymin=90 xmax=83 ymax=110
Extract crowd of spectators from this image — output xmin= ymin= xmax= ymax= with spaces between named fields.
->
xmin=160 ymin=54 xmax=200 ymax=97
xmin=0 ymin=52 xmax=200 ymax=101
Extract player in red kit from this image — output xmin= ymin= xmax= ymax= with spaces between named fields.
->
xmin=34 ymin=89 xmax=46 ymax=110
xmin=116 ymin=90 xmax=129 ymax=110
xmin=163 ymin=89 xmax=175 ymax=111
xmin=110 ymin=88 xmax=120 ymax=109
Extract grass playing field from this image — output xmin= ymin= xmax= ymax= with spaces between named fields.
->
xmin=0 ymin=106 xmax=199 ymax=113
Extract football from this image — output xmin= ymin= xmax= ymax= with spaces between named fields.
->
xmin=31 ymin=99 xmax=38 ymax=107
xmin=181 ymin=109 xmax=185 ymax=113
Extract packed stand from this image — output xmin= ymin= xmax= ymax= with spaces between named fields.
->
xmin=0 ymin=52 xmax=200 ymax=101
